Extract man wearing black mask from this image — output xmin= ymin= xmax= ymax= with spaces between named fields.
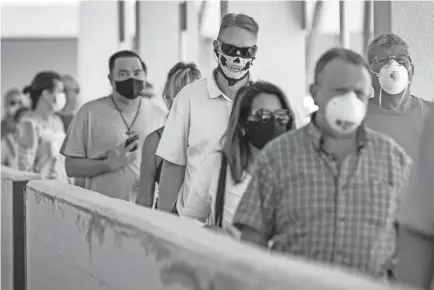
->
xmin=60 ymin=50 xmax=166 ymax=201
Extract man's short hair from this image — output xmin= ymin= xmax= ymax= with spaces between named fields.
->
xmin=218 ymin=13 xmax=259 ymax=39
xmin=366 ymin=33 xmax=411 ymax=63
xmin=314 ymin=47 xmax=369 ymax=83
xmin=108 ymin=50 xmax=147 ymax=74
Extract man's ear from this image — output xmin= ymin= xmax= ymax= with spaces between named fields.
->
xmin=213 ymin=40 xmax=218 ymax=51
xmin=309 ymin=83 xmax=317 ymax=100
xmin=411 ymin=63 xmax=415 ymax=75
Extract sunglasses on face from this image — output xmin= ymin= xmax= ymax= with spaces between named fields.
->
xmin=217 ymin=40 xmax=257 ymax=58
xmin=248 ymin=109 xmax=292 ymax=125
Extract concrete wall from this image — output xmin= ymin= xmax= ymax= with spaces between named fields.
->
xmin=1 ymin=166 xmax=40 ymax=290
xmin=25 ymin=179 xmax=416 ymax=290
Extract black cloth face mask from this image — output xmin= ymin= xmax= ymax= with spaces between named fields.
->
xmin=115 ymin=78 xmax=144 ymax=100
xmin=245 ymin=120 xmax=287 ymax=149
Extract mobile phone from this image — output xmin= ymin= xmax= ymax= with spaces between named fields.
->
xmin=124 ymin=134 xmax=139 ymax=152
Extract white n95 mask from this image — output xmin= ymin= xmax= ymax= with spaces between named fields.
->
xmin=325 ymin=91 xmax=366 ymax=135
xmin=378 ymin=60 xmax=410 ymax=95
xmin=53 ymin=92 xmax=66 ymax=112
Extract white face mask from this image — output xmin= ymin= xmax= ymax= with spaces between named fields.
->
xmin=53 ymin=92 xmax=66 ymax=112
xmin=325 ymin=91 xmax=367 ymax=135
xmin=378 ymin=60 xmax=410 ymax=95
xmin=216 ymin=52 xmax=253 ymax=81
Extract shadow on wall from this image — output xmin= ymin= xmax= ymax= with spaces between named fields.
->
xmin=14 ymin=179 xmax=420 ymax=290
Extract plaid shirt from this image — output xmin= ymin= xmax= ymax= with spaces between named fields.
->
xmin=233 ymin=121 xmax=412 ymax=278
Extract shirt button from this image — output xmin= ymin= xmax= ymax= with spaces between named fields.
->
xmin=339 ymin=216 xmax=346 ymax=222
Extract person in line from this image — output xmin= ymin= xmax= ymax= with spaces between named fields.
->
xmin=1 ymin=107 xmax=29 ymax=167
xmin=181 ymin=81 xmax=299 ymax=235
xmin=57 ymin=74 xmax=80 ymax=132
xmin=365 ymin=33 xmax=433 ymax=160
xmin=1 ymin=88 xmax=27 ymax=139
xmin=395 ymin=109 xmax=434 ymax=289
xmin=60 ymin=50 xmax=167 ymax=202
xmin=156 ymin=13 xmax=259 ymax=214
xmin=232 ymin=48 xmax=413 ymax=279
xmin=137 ymin=62 xmax=202 ymax=208
xmin=18 ymin=71 xmax=69 ymax=181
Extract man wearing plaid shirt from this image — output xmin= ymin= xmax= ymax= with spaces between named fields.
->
xmin=233 ymin=48 xmax=413 ymax=278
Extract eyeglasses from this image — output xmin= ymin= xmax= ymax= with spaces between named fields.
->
xmin=217 ymin=40 xmax=257 ymax=58
xmin=369 ymin=54 xmax=412 ymax=72
xmin=248 ymin=109 xmax=292 ymax=125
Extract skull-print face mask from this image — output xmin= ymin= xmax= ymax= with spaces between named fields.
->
xmin=214 ymin=45 xmax=255 ymax=86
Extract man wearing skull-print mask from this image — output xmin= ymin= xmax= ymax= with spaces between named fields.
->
xmin=156 ymin=13 xmax=259 ymax=214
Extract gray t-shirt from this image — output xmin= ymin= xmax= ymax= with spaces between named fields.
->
xmin=365 ymin=96 xmax=432 ymax=160
xmin=60 ymin=95 xmax=167 ymax=201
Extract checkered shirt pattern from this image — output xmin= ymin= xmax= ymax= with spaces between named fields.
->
xmin=233 ymin=121 xmax=413 ymax=278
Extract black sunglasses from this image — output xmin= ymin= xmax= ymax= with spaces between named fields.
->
xmin=217 ymin=40 xmax=257 ymax=58
xmin=249 ymin=109 xmax=292 ymax=125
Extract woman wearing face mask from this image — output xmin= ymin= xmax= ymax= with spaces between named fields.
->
xmin=1 ymin=88 xmax=27 ymax=139
xmin=17 ymin=71 xmax=68 ymax=181
xmin=137 ymin=62 xmax=202 ymax=208
xmin=180 ymin=81 xmax=298 ymax=235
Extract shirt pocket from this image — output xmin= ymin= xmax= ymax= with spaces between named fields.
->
xmin=364 ymin=179 xmax=396 ymax=227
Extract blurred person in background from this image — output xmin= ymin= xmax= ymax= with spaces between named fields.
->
xmin=60 ymin=50 xmax=166 ymax=202
xmin=141 ymin=81 xmax=155 ymax=98
xmin=365 ymin=33 xmax=433 ymax=160
xmin=156 ymin=13 xmax=259 ymax=214
xmin=137 ymin=62 xmax=202 ymax=208
xmin=17 ymin=71 xmax=69 ymax=181
xmin=1 ymin=107 xmax=29 ymax=167
xmin=181 ymin=81 xmax=298 ymax=236
xmin=232 ymin=48 xmax=412 ymax=279
xmin=395 ymin=109 xmax=434 ymax=289
xmin=1 ymin=88 xmax=27 ymax=139
xmin=57 ymin=74 xmax=80 ymax=132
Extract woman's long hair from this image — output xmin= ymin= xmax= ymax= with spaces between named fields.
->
xmin=221 ymin=81 xmax=297 ymax=183
xmin=162 ymin=62 xmax=202 ymax=109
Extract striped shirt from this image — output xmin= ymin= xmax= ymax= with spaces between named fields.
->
xmin=233 ymin=120 xmax=412 ymax=278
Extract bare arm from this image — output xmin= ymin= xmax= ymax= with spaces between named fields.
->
xmin=157 ymin=160 xmax=185 ymax=212
xmin=64 ymin=140 xmax=138 ymax=178
xmin=239 ymin=226 xmax=269 ymax=248
xmin=65 ymin=156 xmax=111 ymax=178
xmin=137 ymin=133 xmax=159 ymax=207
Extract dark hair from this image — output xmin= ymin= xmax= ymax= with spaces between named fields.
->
xmin=108 ymin=50 xmax=147 ymax=74
xmin=314 ymin=48 xmax=369 ymax=83
xmin=221 ymin=81 xmax=297 ymax=183
xmin=13 ymin=107 xmax=29 ymax=122
xmin=23 ymin=71 xmax=62 ymax=110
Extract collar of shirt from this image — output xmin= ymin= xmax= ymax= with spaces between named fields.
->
xmin=206 ymin=69 xmax=258 ymax=102
xmin=305 ymin=113 xmax=369 ymax=153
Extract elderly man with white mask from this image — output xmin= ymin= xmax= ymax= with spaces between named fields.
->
xmin=364 ymin=33 xmax=433 ymax=160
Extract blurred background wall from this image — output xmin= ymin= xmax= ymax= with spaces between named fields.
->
xmin=1 ymin=1 xmax=433 ymax=117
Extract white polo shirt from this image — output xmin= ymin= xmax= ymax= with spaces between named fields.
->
xmin=156 ymin=70 xmax=256 ymax=213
